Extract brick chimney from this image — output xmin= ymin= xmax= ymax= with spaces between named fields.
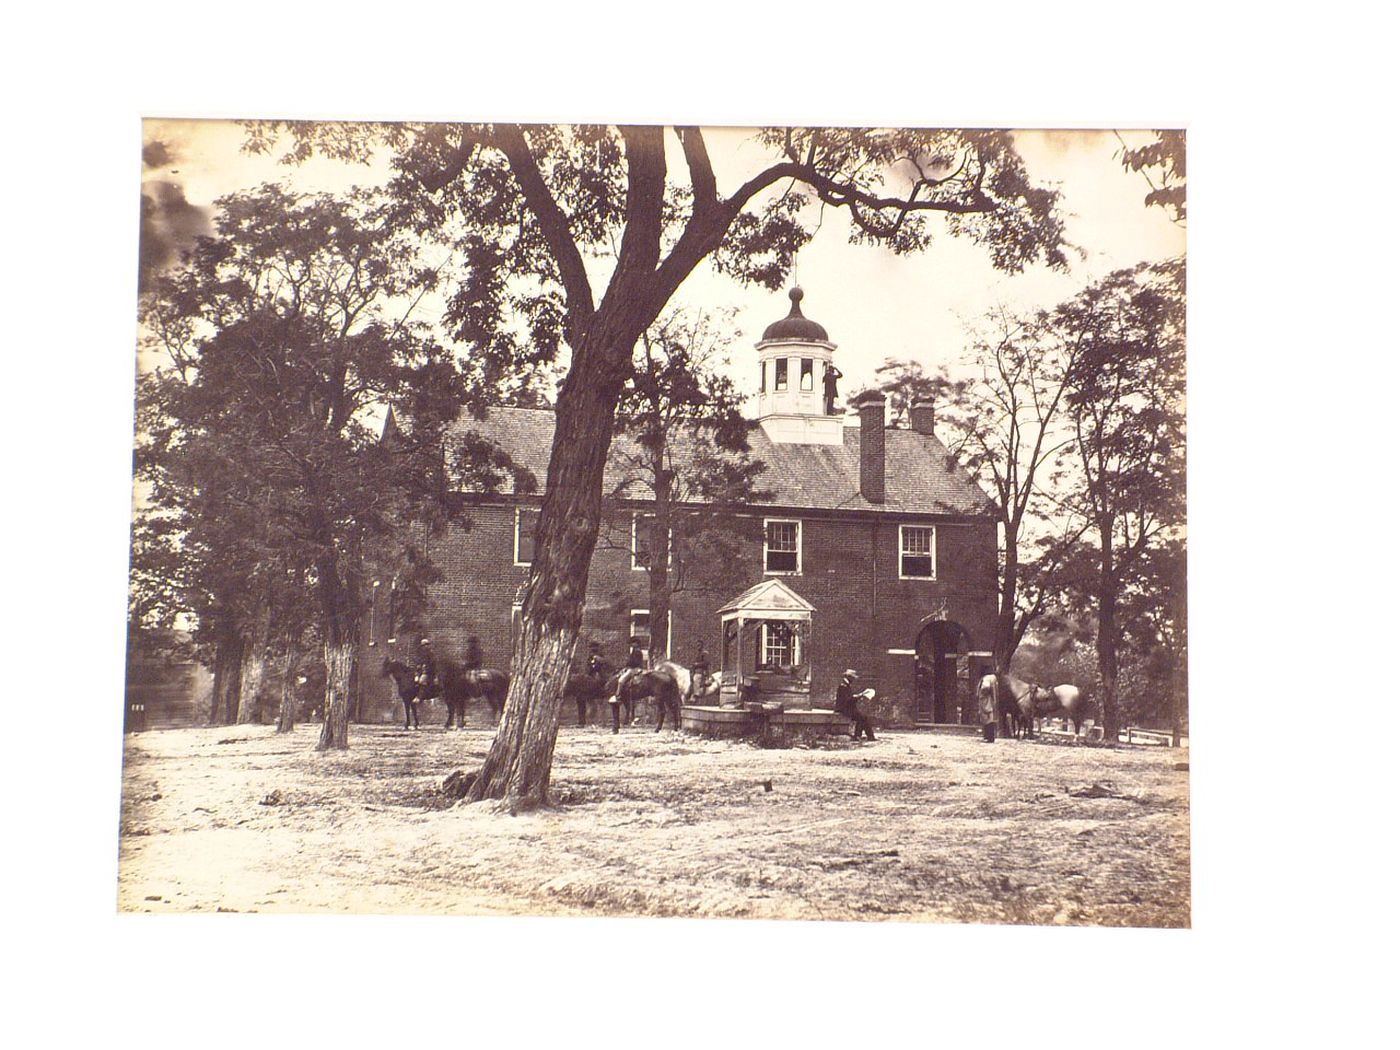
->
xmin=854 ymin=391 xmax=887 ymax=503
xmin=910 ymin=397 xmax=936 ymax=436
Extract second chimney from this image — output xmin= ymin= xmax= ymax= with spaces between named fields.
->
xmin=910 ymin=397 xmax=936 ymax=436
xmin=855 ymin=390 xmax=887 ymax=504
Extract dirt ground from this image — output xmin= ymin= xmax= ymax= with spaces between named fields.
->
xmin=117 ymin=719 xmax=1190 ymax=926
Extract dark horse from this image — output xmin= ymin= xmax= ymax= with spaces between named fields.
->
xmin=441 ymin=661 xmax=509 ymax=728
xmin=381 ymin=659 xmax=421 ymax=729
xmin=607 ymin=662 xmax=686 ymax=734
xmin=563 ymin=663 xmax=616 ymax=727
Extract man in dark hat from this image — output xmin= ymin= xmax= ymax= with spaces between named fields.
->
xmin=834 ymin=668 xmax=875 ymax=741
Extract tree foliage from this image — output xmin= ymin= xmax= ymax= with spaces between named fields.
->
xmin=603 ymin=309 xmax=772 ymax=657
xmin=1054 ymin=258 xmax=1187 ymax=738
xmin=239 ymin=122 xmax=1072 ymax=807
xmin=135 ymin=183 xmax=469 ymax=746
xmin=1119 ymin=130 xmax=1186 ymax=224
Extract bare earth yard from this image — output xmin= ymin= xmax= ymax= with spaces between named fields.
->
xmin=117 ymin=722 xmax=1190 ymax=926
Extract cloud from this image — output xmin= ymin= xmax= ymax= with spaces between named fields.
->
xmin=138 ymin=180 xmax=211 ymax=290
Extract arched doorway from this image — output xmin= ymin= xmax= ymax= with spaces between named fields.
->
xmin=914 ymin=620 xmax=973 ymax=724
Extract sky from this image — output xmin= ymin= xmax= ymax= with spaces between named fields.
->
xmin=138 ymin=121 xmax=1185 ymax=408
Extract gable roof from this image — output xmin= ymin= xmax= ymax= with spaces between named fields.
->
xmin=436 ymin=405 xmax=996 ymax=519
xmin=718 ymin=578 xmax=817 ymax=620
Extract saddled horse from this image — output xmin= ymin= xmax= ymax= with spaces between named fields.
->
xmin=563 ymin=672 xmax=610 ymax=727
xmin=381 ymin=659 xmax=421 ymax=729
xmin=441 ymin=661 xmax=509 ymax=728
xmin=607 ymin=660 xmax=692 ymax=733
xmin=997 ymin=674 xmax=1087 ymax=741
xmin=1031 ymin=684 xmax=1087 ymax=739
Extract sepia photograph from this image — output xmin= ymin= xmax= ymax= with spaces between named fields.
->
xmin=11 ymin=6 xmax=1395 ymax=1048
xmin=121 ymin=119 xmax=1188 ymax=925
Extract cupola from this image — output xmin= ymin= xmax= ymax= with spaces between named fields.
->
xmin=754 ymin=288 xmax=844 ymax=446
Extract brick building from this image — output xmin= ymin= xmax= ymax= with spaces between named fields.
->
xmin=358 ymin=289 xmax=1000 ymax=728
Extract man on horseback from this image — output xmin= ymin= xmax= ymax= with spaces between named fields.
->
xmin=690 ymin=643 xmax=710 ymax=698
xmin=412 ymin=638 xmax=439 ymax=730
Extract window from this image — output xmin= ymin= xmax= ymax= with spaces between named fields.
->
xmin=631 ymin=513 xmax=672 ymax=571
xmin=760 ymin=360 xmax=766 ymax=393
xmin=800 ymin=358 xmax=814 ymax=391
xmin=759 ymin=622 xmax=800 ymax=669
xmin=900 ymin=524 xmax=935 ymax=579
xmin=764 ymin=518 xmax=801 ymax=574
xmin=774 ymin=358 xmax=788 ymax=391
xmin=514 ymin=507 xmax=539 ymax=566
xmin=629 ymin=609 xmax=671 ymax=661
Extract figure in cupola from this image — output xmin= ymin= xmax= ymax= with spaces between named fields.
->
xmin=823 ymin=362 xmax=842 ymax=416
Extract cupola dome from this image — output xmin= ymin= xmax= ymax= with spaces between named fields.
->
xmin=760 ymin=287 xmax=829 ymax=343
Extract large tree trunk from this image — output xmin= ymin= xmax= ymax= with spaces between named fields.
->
xmin=236 ymin=603 xmax=272 ymax=724
xmin=1096 ymin=558 xmax=1121 ymax=744
xmin=275 ymin=646 xmax=298 ymax=733
xmin=995 ymin=531 xmax=1020 ymax=672
xmin=208 ymin=635 xmax=244 ymax=725
xmin=466 ymin=330 xmax=634 ymax=809
xmin=317 ymin=638 xmax=355 ymax=750
xmin=313 ymin=549 xmax=360 ymax=751
xmin=647 ymin=478 xmax=673 ymax=665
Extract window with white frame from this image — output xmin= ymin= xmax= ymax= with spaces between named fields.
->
xmin=759 ymin=621 xmax=800 ymax=669
xmin=628 ymin=609 xmax=671 ymax=661
xmin=514 ymin=507 xmax=539 ymax=566
xmin=800 ymin=358 xmax=814 ymax=391
xmin=900 ymin=524 xmax=936 ymax=579
xmin=774 ymin=358 xmax=788 ymax=391
xmin=632 ymin=513 xmax=655 ymax=571
xmin=631 ymin=513 xmax=673 ymax=571
xmin=764 ymin=518 xmax=801 ymax=574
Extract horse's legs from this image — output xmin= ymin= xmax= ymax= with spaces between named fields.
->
xmin=403 ymin=698 xmax=412 ymax=729
xmin=611 ymin=699 xmax=620 ymax=735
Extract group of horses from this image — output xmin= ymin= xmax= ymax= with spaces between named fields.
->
xmin=977 ymin=672 xmax=1087 ymax=741
xmin=386 ymin=654 xmax=1085 ymax=742
xmin=381 ymin=658 xmax=509 ymax=729
xmin=382 ymin=656 xmax=720 ymax=733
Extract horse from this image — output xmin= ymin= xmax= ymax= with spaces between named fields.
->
xmin=997 ymin=675 xmax=1087 ymax=741
xmin=441 ymin=661 xmax=509 ymax=728
xmin=1029 ymin=684 xmax=1087 ymax=740
xmin=381 ymin=658 xmax=421 ymax=729
xmin=688 ymin=670 xmax=721 ymax=702
xmin=607 ymin=661 xmax=689 ymax=733
xmin=563 ymin=673 xmax=609 ymax=727
xmin=995 ymin=674 xmax=1041 ymax=739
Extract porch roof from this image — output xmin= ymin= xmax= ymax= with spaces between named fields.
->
xmin=717 ymin=578 xmax=816 ymax=622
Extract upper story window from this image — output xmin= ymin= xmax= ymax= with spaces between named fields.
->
xmin=899 ymin=524 xmax=935 ymax=579
xmin=764 ymin=518 xmax=801 ymax=575
xmin=800 ymin=358 xmax=814 ymax=391
xmin=631 ymin=513 xmax=672 ymax=571
xmin=774 ymin=358 xmax=788 ymax=391
xmin=514 ymin=507 xmax=539 ymax=566
xmin=759 ymin=360 xmax=766 ymax=393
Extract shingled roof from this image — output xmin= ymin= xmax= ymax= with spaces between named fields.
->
xmin=438 ymin=405 xmax=996 ymax=519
